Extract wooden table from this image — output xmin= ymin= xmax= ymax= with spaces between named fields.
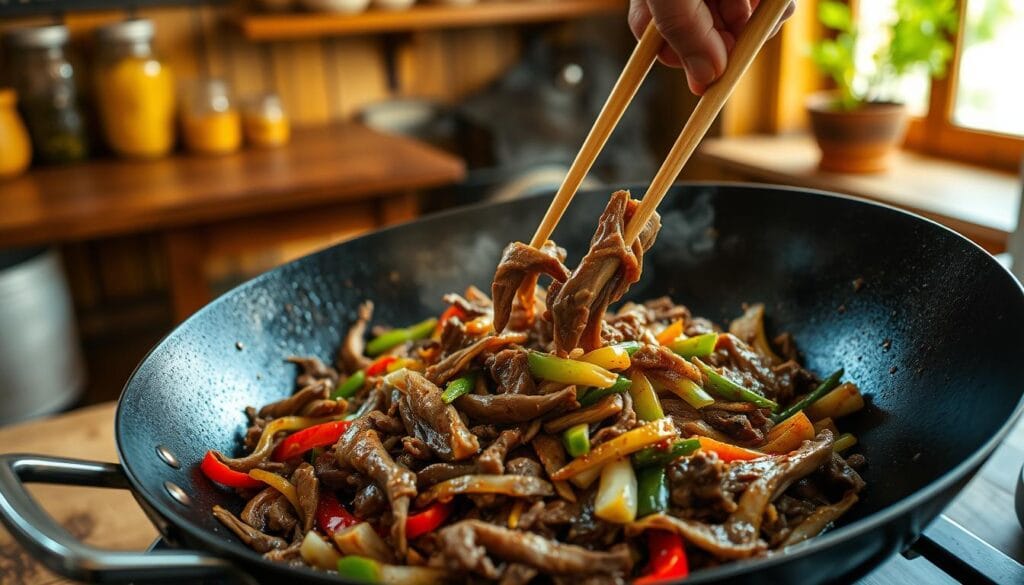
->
xmin=1 ymin=402 xmax=1021 ymax=585
xmin=0 ymin=124 xmax=465 ymax=320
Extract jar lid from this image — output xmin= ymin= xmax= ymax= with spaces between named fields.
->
xmin=5 ymin=24 xmax=69 ymax=49
xmin=95 ymin=18 xmax=155 ymax=43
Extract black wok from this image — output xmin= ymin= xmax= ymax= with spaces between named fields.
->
xmin=1 ymin=183 xmax=1023 ymax=584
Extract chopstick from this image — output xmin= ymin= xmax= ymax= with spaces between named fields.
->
xmin=624 ymin=0 xmax=793 ymax=244
xmin=529 ymin=22 xmax=662 ymax=248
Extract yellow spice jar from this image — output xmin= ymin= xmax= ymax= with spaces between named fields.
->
xmin=242 ymin=93 xmax=290 ymax=148
xmin=180 ymin=79 xmax=242 ymax=156
xmin=94 ymin=19 xmax=175 ymax=159
xmin=0 ymin=89 xmax=32 ymax=179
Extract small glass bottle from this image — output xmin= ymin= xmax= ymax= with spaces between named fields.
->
xmin=94 ymin=18 xmax=176 ymax=159
xmin=0 ymin=89 xmax=33 ymax=179
xmin=242 ymin=93 xmax=290 ymax=148
xmin=4 ymin=24 xmax=90 ymax=164
xmin=180 ymin=79 xmax=242 ymax=156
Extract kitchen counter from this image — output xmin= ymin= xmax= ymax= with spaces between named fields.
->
xmin=1 ymin=402 xmax=1021 ymax=584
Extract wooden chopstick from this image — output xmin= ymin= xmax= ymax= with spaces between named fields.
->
xmin=623 ymin=0 xmax=793 ymax=245
xmin=529 ymin=22 xmax=662 ymax=248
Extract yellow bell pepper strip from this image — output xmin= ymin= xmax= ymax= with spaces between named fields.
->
xmin=272 ymin=420 xmax=352 ymax=461
xmin=366 ymin=318 xmax=437 ymax=356
xmin=634 ymin=530 xmax=689 ymax=584
xmin=579 ymin=375 xmax=632 ymax=407
xmin=696 ymin=436 xmax=764 ymax=462
xmin=833 ymin=432 xmax=858 ymax=453
xmin=804 ymin=382 xmax=865 ymax=421
xmin=563 ymin=423 xmax=591 ymax=457
xmin=760 ymin=411 xmax=814 ymax=454
xmin=441 ymin=373 xmax=476 ymax=404
xmin=629 ymin=371 xmax=664 ymax=421
xmin=333 ymin=369 xmax=366 ymax=399
xmin=507 ymin=500 xmax=525 ymax=529
xmin=655 ymin=320 xmax=684 ymax=345
xmin=552 ymin=418 xmax=676 ymax=481
xmin=693 ymin=358 xmax=779 ymax=411
xmin=580 ymin=344 xmax=633 ymax=371
xmin=248 ymin=469 xmax=301 ymax=513
xmin=632 ymin=438 xmax=701 ymax=468
xmin=200 ymin=451 xmax=264 ymax=489
xmin=652 ymin=375 xmax=716 ymax=410
xmin=594 ymin=458 xmax=638 ymax=523
xmin=668 ymin=333 xmax=718 ymax=359
xmin=527 ymin=350 xmax=618 ymax=388
xmin=636 ymin=466 xmax=669 ymax=518
xmin=774 ymin=368 xmax=844 ymax=421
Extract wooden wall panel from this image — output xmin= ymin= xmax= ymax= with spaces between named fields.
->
xmin=323 ymin=37 xmax=391 ymax=118
xmin=270 ymin=38 xmax=333 ymax=125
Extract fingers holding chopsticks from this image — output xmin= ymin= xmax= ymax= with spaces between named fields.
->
xmin=629 ymin=0 xmax=796 ymax=94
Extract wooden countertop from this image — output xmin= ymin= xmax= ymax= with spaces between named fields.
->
xmin=1 ymin=402 xmax=1021 ymax=584
xmin=0 ymin=124 xmax=465 ymax=248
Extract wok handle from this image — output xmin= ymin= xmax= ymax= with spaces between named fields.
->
xmin=0 ymin=453 xmax=247 ymax=584
xmin=912 ymin=513 xmax=1024 ymax=585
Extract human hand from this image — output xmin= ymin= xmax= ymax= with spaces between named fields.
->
xmin=628 ymin=0 xmax=796 ymax=94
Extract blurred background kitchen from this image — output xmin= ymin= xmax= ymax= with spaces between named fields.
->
xmin=0 ymin=0 xmax=1021 ymax=425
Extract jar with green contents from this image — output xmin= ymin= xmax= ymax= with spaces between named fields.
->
xmin=94 ymin=19 xmax=176 ymax=159
xmin=4 ymin=24 xmax=90 ymax=164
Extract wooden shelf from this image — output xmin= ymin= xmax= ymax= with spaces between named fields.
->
xmin=235 ymin=0 xmax=626 ymax=41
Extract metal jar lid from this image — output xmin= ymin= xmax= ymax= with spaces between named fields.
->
xmin=5 ymin=24 xmax=69 ymax=49
xmin=95 ymin=18 xmax=155 ymax=44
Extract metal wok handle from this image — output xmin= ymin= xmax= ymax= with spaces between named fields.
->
xmin=912 ymin=513 xmax=1024 ymax=584
xmin=0 ymin=453 xmax=245 ymax=584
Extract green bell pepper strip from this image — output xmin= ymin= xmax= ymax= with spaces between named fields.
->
xmin=527 ymin=351 xmax=618 ymax=388
xmin=632 ymin=438 xmax=701 ymax=468
xmin=365 ymin=318 xmax=438 ymax=357
xmin=563 ymin=423 xmax=590 ymax=457
xmin=693 ymin=358 xmax=779 ymax=411
xmin=336 ymin=556 xmax=381 ymax=584
xmin=441 ymin=373 xmax=476 ymax=404
xmin=614 ymin=341 xmax=643 ymax=356
xmin=636 ymin=466 xmax=669 ymax=518
xmin=668 ymin=333 xmax=718 ymax=358
xmin=578 ymin=375 xmax=632 ymax=407
xmin=773 ymin=368 xmax=844 ymax=422
xmin=332 ymin=369 xmax=366 ymax=399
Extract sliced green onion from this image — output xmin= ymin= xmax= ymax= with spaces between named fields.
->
xmin=579 ymin=375 xmax=632 ymax=407
xmin=365 ymin=318 xmax=437 ymax=357
xmin=636 ymin=466 xmax=669 ymax=518
xmin=632 ymin=438 xmax=701 ymax=468
xmin=628 ymin=371 xmax=664 ymax=422
xmin=441 ymin=373 xmax=476 ymax=404
xmin=563 ymin=423 xmax=590 ymax=458
xmin=337 ymin=555 xmax=381 ymax=584
xmin=833 ymin=432 xmax=858 ymax=453
xmin=774 ymin=368 xmax=844 ymax=422
xmin=527 ymin=351 xmax=617 ymax=388
xmin=333 ymin=370 xmax=366 ymax=399
xmin=653 ymin=375 xmax=715 ymax=409
xmin=694 ymin=358 xmax=779 ymax=411
xmin=668 ymin=333 xmax=718 ymax=359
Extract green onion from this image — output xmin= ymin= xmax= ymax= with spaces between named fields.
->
xmin=774 ymin=368 xmax=844 ymax=422
xmin=614 ymin=341 xmax=643 ymax=356
xmin=652 ymin=375 xmax=715 ymax=409
xmin=833 ymin=432 xmax=857 ymax=453
xmin=441 ymin=373 xmax=476 ymax=404
xmin=527 ymin=351 xmax=618 ymax=388
xmin=336 ymin=555 xmax=381 ymax=584
xmin=628 ymin=371 xmax=664 ymax=421
xmin=668 ymin=333 xmax=718 ymax=358
xmin=333 ymin=370 xmax=366 ymax=399
xmin=365 ymin=318 xmax=437 ymax=357
xmin=636 ymin=466 xmax=669 ymax=517
xmin=579 ymin=375 xmax=632 ymax=407
xmin=632 ymin=438 xmax=701 ymax=468
xmin=563 ymin=423 xmax=590 ymax=457
xmin=694 ymin=358 xmax=779 ymax=411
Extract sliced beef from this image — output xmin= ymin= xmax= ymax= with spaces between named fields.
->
xmin=213 ymin=505 xmax=288 ymax=553
xmin=668 ymin=451 xmax=735 ymax=519
xmin=443 ymin=290 xmax=492 ymax=318
xmin=714 ymin=334 xmax=795 ymax=403
xmin=630 ymin=344 xmax=701 ymax=383
xmin=492 ymin=240 xmax=571 ymax=333
xmin=455 ymin=386 xmax=578 ymax=424
xmin=426 ymin=332 xmax=528 ymax=386
xmin=591 ymin=390 xmax=637 ymax=445
xmin=543 ymin=394 xmax=623 ymax=434
xmin=340 ymin=301 xmax=373 ymax=374
xmin=489 ymin=348 xmax=537 ymax=395
xmin=299 ymin=398 xmax=347 ymax=418
xmin=417 ymin=462 xmax=479 ymax=489
xmin=258 ymin=381 xmax=329 ymax=419
xmin=439 ymin=316 xmax=471 ymax=354
xmin=548 ymin=191 xmax=661 ymax=353
xmin=643 ymin=296 xmax=691 ymax=324
xmin=352 ymin=482 xmax=387 ymax=519
xmin=395 ymin=371 xmax=480 ymax=461
xmin=506 ymin=457 xmax=543 ymax=478
xmin=477 ymin=423 xmax=538 ymax=475
xmin=241 ymin=487 xmax=280 ymax=532
xmin=291 ymin=463 xmax=319 ymax=532
xmin=498 ymin=563 xmax=539 ymax=585
xmin=702 ymin=406 xmax=773 ymax=445
xmin=286 ymin=356 xmax=339 ymax=388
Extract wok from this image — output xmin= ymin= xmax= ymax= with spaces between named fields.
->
xmin=1 ymin=183 xmax=1023 ymax=584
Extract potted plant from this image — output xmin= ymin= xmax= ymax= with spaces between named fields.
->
xmin=808 ymin=0 xmax=957 ymax=172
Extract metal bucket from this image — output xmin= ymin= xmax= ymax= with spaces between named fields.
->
xmin=0 ymin=248 xmax=85 ymax=425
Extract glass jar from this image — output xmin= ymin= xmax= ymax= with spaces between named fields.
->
xmin=94 ymin=19 xmax=175 ymax=159
xmin=242 ymin=93 xmax=290 ymax=148
xmin=0 ymin=89 xmax=32 ymax=179
xmin=180 ymin=79 xmax=242 ymax=156
xmin=4 ymin=25 xmax=90 ymax=164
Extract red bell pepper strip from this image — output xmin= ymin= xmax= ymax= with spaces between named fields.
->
xmin=316 ymin=491 xmax=360 ymax=536
xmin=434 ymin=304 xmax=468 ymax=335
xmin=271 ymin=420 xmax=351 ymax=462
xmin=634 ymin=530 xmax=689 ymax=584
xmin=365 ymin=355 xmax=398 ymax=377
xmin=406 ymin=501 xmax=454 ymax=540
xmin=200 ymin=451 xmax=263 ymax=489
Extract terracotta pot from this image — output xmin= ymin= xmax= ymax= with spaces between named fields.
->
xmin=806 ymin=91 xmax=907 ymax=173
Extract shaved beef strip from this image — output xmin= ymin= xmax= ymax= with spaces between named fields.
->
xmin=488 ymin=348 xmax=537 ymax=395
xmin=286 ymin=356 xmax=338 ymax=388
xmin=241 ymin=487 xmax=281 ymax=532
xmin=548 ymin=191 xmax=661 ymax=353
xmin=395 ymin=371 xmax=480 ymax=461
xmin=702 ymin=406 xmax=773 ymax=445
xmin=213 ymin=505 xmax=288 ymax=553
xmin=426 ymin=332 xmax=528 ymax=386
xmin=291 ymin=463 xmax=319 ymax=532
xmin=492 ymin=240 xmax=571 ymax=333
xmin=258 ymin=381 xmax=328 ymax=419
xmin=477 ymin=421 xmax=540 ymax=474
xmin=455 ymin=386 xmax=578 ymax=424
xmin=630 ymin=344 xmax=701 ymax=383
xmin=340 ymin=301 xmax=373 ymax=374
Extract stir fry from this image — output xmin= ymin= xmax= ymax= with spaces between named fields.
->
xmin=203 ymin=191 xmax=867 ymax=584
